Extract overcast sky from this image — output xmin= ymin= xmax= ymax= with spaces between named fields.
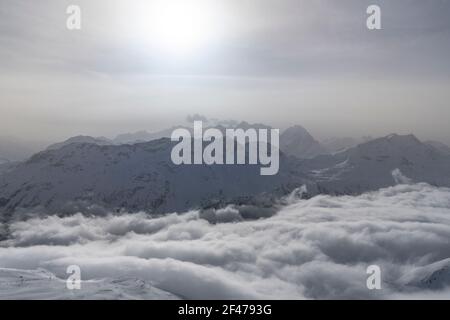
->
xmin=1 ymin=0 xmax=450 ymax=143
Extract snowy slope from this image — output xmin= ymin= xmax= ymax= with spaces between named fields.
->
xmin=0 ymin=161 xmax=18 ymax=176
xmin=414 ymin=259 xmax=450 ymax=290
xmin=0 ymin=268 xmax=179 ymax=300
xmin=426 ymin=140 xmax=450 ymax=156
xmin=304 ymin=134 xmax=450 ymax=194
xmin=0 ymin=138 xmax=304 ymax=215
xmin=280 ymin=125 xmax=329 ymax=159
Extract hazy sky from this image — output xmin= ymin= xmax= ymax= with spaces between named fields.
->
xmin=1 ymin=0 xmax=450 ymax=143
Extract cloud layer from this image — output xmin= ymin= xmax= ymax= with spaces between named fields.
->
xmin=1 ymin=183 xmax=450 ymax=299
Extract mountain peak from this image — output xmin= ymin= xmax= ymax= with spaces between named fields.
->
xmin=280 ymin=125 xmax=328 ymax=159
xmin=284 ymin=125 xmax=310 ymax=135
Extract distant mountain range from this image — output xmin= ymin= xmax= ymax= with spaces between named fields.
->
xmin=1 ymin=124 xmax=450 ymax=217
xmin=113 ymin=127 xmax=186 ymax=145
xmin=46 ymin=136 xmax=113 ymax=151
xmin=35 ymin=123 xmax=362 ymax=160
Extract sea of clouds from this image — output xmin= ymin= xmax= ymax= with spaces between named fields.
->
xmin=0 ymin=182 xmax=450 ymax=299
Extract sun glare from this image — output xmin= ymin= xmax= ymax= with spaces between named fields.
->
xmin=137 ymin=0 xmax=221 ymax=57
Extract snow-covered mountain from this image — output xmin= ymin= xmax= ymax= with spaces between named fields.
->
xmin=0 ymin=138 xmax=304 ymax=216
xmin=46 ymin=136 xmax=113 ymax=151
xmin=0 ymin=268 xmax=179 ymax=300
xmin=304 ymin=134 xmax=450 ymax=194
xmin=2 ymin=130 xmax=450 ymax=217
xmin=280 ymin=125 xmax=329 ymax=159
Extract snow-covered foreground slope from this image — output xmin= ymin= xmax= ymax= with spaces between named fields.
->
xmin=0 ymin=268 xmax=179 ymax=300
xmin=1 ymin=183 xmax=450 ymax=300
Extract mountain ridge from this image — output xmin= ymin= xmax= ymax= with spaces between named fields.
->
xmin=0 ymin=138 xmax=305 ymax=216
xmin=1 ymin=130 xmax=450 ymax=217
